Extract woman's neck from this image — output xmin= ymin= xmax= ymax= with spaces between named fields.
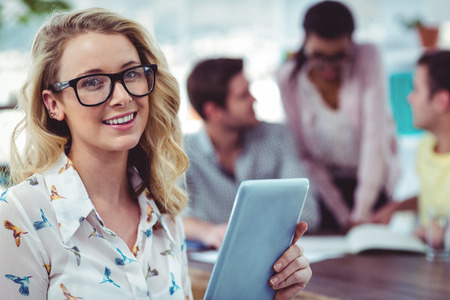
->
xmin=67 ymin=147 xmax=132 ymax=209
xmin=68 ymin=147 xmax=141 ymax=251
xmin=308 ymin=69 xmax=341 ymax=110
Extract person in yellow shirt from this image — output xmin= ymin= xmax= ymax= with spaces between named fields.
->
xmin=372 ymin=50 xmax=450 ymax=238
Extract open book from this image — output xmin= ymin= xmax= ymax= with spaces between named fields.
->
xmin=300 ymin=220 xmax=426 ymax=262
xmin=188 ymin=213 xmax=426 ymax=264
xmin=344 ymin=223 xmax=425 ymax=254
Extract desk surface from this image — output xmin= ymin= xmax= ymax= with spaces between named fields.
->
xmin=188 ymin=251 xmax=450 ymax=300
xmin=305 ymin=252 xmax=449 ymax=300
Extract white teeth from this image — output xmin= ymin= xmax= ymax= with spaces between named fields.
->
xmin=105 ymin=113 xmax=134 ymax=125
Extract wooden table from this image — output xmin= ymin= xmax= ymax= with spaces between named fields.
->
xmin=304 ymin=251 xmax=450 ymax=300
xmin=188 ymin=251 xmax=450 ymax=300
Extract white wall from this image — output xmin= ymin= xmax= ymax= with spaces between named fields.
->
xmin=1 ymin=0 xmax=449 ymax=120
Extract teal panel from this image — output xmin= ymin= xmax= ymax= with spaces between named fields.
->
xmin=389 ymin=72 xmax=422 ymax=135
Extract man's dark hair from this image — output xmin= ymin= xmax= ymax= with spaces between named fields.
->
xmin=418 ymin=50 xmax=450 ymax=97
xmin=291 ymin=1 xmax=355 ymax=79
xmin=187 ymin=58 xmax=244 ymax=120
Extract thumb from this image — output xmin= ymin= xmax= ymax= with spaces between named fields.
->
xmin=292 ymin=222 xmax=308 ymax=245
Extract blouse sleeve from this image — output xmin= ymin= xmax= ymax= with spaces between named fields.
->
xmin=175 ymin=216 xmax=194 ymax=300
xmin=276 ymin=63 xmax=351 ymax=228
xmin=0 ymin=188 xmax=49 ymax=299
xmin=296 ymin=155 xmax=351 ymax=228
xmin=351 ymin=44 xmax=398 ymax=222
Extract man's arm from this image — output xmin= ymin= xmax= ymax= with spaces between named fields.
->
xmin=183 ymin=217 xmax=227 ymax=249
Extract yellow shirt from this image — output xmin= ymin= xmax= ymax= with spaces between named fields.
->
xmin=417 ymin=134 xmax=450 ymax=225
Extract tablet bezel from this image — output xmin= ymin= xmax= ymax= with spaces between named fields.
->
xmin=203 ymin=178 xmax=309 ymax=299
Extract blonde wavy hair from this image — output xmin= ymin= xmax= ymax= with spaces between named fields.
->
xmin=10 ymin=8 xmax=189 ymax=216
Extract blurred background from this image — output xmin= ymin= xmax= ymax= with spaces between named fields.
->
xmin=2 ymin=0 xmax=450 ymax=194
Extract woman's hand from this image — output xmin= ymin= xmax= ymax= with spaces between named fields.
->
xmin=371 ymin=197 xmax=418 ymax=225
xmin=270 ymin=222 xmax=312 ymax=300
xmin=371 ymin=202 xmax=399 ymax=224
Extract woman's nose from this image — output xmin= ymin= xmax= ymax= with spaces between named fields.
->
xmin=109 ymin=81 xmax=131 ymax=106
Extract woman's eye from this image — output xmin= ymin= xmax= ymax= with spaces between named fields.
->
xmin=125 ymin=71 xmax=136 ymax=78
xmin=81 ymin=77 xmax=104 ymax=89
xmin=124 ymin=70 xmax=142 ymax=80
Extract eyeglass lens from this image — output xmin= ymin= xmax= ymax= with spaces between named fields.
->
xmin=76 ymin=65 xmax=154 ymax=105
xmin=308 ymin=52 xmax=348 ymax=66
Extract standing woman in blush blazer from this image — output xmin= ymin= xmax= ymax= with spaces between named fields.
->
xmin=277 ymin=1 xmax=400 ymax=232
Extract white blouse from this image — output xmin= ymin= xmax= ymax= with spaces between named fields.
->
xmin=0 ymin=154 xmax=193 ymax=300
xmin=299 ymin=72 xmax=359 ymax=176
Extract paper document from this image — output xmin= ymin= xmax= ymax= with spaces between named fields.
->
xmin=188 ymin=212 xmax=425 ymax=265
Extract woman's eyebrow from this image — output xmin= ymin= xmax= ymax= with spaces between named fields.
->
xmin=74 ymin=61 xmax=141 ymax=77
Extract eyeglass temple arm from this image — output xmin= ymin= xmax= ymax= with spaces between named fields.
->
xmin=50 ymin=81 xmax=70 ymax=92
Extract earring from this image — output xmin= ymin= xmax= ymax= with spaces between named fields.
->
xmin=48 ymin=111 xmax=55 ymax=119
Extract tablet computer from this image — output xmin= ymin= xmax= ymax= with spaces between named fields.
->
xmin=203 ymin=178 xmax=309 ymax=300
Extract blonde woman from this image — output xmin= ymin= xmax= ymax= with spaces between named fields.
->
xmin=0 ymin=8 xmax=311 ymax=299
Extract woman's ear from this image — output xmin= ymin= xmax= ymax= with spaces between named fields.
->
xmin=42 ymin=90 xmax=65 ymax=121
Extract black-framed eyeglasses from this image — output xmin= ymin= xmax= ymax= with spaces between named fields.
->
xmin=50 ymin=64 xmax=158 ymax=107
xmin=307 ymin=52 xmax=350 ymax=67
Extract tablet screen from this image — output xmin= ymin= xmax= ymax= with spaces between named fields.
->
xmin=203 ymin=178 xmax=309 ymax=300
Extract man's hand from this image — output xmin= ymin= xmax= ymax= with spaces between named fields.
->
xmin=202 ymin=223 xmax=227 ymax=249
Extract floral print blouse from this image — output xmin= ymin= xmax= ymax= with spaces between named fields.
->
xmin=0 ymin=154 xmax=193 ymax=300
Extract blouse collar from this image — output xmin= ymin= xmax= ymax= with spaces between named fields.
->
xmin=43 ymin=153 xmax=174 ymax=245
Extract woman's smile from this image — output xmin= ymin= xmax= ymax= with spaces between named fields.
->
xmin=103 ymin=112 xmax=136 ymax=125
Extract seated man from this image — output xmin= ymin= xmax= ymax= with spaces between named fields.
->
xmin=183 ymin=58 xmax=320 ymax=249
xmin=372 ymin=50 xmax=450 ymax=240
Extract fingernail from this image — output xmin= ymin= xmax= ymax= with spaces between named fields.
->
xmin=274 ymin=263 xmax=282 ymax=272
xmin=270 ymin=277 xmax=279 ymax=286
